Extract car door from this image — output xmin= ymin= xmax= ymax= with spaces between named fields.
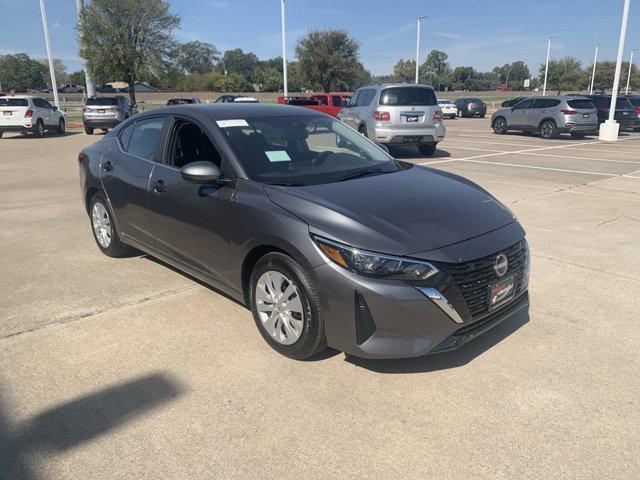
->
xmin=42 ymin=98 xmax=60 ymax=125
xmin=509 ymin=98 xmax=535 ymax=128
xmin=147 ymin=115 xmax=233 ymax=285
xmin=101 ymin=116 xmax=167 ymax=249
xmin=33 ymin=98 xmax=51 ymax=125
xmin=529 ymin=99 xmax=551 ymax=130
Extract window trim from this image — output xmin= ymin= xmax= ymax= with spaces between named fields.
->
xmin=115 ymin=115 xmax=168 ymax=163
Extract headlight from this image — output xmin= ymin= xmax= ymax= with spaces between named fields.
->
xmin=313 ymin=236 xmax=439 ymax=281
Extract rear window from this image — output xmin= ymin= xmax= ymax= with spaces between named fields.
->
xmin=567 ymin=99 xmax=595 ymax=110
xmin=617 ymin=98 xmax=634 ymax=109
xmin=0 ymin=98 xmax=28 ymax=107
xmin=626 ymin=97 xmax=640 ymax=106
xmin=86 ymin=97 xmax=118 ymax=106
xmin=379 ymin=87 xmax=437 ymax=106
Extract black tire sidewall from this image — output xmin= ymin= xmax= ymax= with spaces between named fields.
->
xmin=249 ymin=253 xmax=324 ymax=359
xmin=84 ymin=125 xmax=94 ymax=135
xmin=34 ymin=120 xmax=44 ymax=137
xmin=58 ymin=118 xmax=65 ymax=134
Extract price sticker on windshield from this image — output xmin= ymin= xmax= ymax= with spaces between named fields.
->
xmin=216 ymin=119 xmax=249 ymax=128
xmin=265 ymin=150 xmax=291 ymax=162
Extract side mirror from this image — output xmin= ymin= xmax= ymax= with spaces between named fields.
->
xmin=180 ymin=161 xmax=222 ymax=183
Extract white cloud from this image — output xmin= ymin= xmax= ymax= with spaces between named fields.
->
xmin=433 ymin=31 xmax=463 ymax=40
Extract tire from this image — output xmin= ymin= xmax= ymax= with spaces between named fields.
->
xmin=33 ymin=120 xmax=45 ymax=137
xmin=57 ymin=118 xmax=65 ymax=135
xmin=88 ymin=193 xmax=133 ymax=257
xmin=570 ymin=132 xmax=586 ymax=140
xmin=492 ymin=117 xmax=507 ymax=134
xmin=101 ymin=128 xmax=108 ymax=133
xmin=418 ymin=143 xmax=437 ymax=156
xmin=539 ymin=120 xmax=557 ymax=139
xmin=249 ymin=252 xmax=326 ymax=360
xmin=480 ymin=114 xmax=486 ymax=118
xmin=84 ymin=125 xmax=94 ymax=135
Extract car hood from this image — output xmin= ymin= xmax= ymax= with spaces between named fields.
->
xmin=264 ymin=166 xmax=516 ymax=256
xmin=493 ymin=108 xmax=511 ymax=117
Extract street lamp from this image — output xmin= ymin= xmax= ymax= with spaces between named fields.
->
xmin=625 ymin=48 xmax=638 ymax=95
xmin=542 ymin=36 xmax=556 ymax=96
xmin=38 ymin=0 xmax=59 ymax=107
xmin=281 ymin=0 xmax=288 ymax=98
xmin=599 ymin=0 xmax=631 ymax=141
xmin=415 ymin=15 xmax=428 ymax=84
xmin=589 ymin=43 xmax=604 ymax=94
xmin=75 ymin=0 xmax=95 ymax=97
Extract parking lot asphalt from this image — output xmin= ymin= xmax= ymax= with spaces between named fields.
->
xmin=1 ymin=119 xmax=639 ymax=479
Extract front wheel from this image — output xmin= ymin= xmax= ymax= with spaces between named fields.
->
xmin=492 ymin=117 xmax=507 ymax=134
xmin=539 ymin=120 xmax=557 ymax=139
xmin=57 ymin=118 xmax=65 ymax=135
xmin=418 ymin=143 xmax=437 ymax=156
xmin=250 ymin=253 xmax=326 ymax=359
xmin=89 ymin=194 xmax=133 ymax=257
xmin=33 ymin=120 xmax=45 ymax=137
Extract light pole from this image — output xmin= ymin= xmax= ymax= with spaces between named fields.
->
xmin=625 ymin=49 xmax=638 ymax=95
xmin=589 ymin=43 xmax=604 ymax=94
xmin=542 ymin=36 xmax=555 ymax=96
xmin=38 ymin=0 xmax=59 ymax=107
xmin=281 ymin=0 xmax=288 ymax=98
xmin=600 ymin=0 xmax=631 ymax=141
xmin=414 ymin=15 xmax=428 ymax=84
xmin=76 ymin=0 xmax=95 ymax=97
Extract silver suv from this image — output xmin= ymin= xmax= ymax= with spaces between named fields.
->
xmin=82 ymin=96 xmax=137 ymax=135
xmin=491 ymin=96 xmax=598 ymax=139
xmin=337 ymin=83 xmax=446 ymax=156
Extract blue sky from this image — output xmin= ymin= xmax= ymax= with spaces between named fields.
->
xmin=1 ymin=0 xmax=639 ymax=76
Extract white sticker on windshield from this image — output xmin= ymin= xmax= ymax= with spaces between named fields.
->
xmin=216 ymin=119 xmax=249 ymax=128
xmin=265 ymin=150 xmax=291 ymax=162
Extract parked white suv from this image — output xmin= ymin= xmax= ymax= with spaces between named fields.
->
xmin=0 ymin=95 xmax=66 ymax=138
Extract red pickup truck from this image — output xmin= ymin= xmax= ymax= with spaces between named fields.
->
xmin=277 ymin=93 xmax=351 ymax=117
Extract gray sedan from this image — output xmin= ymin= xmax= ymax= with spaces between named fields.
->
xmin=79 ymin=104 xmax=529 ymax=359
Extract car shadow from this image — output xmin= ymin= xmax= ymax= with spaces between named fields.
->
xmin=2 ymin=131 xmax=81 ymax=140
xmin=498 ymin=132 xmax=597 ymax=141
xmin=0 ymin=372 xmax=183 ymax=479
xmin=391 ymin=146 xmax=452 ymax=159
xmin=344 ymin=307 xmax=530 ymax=374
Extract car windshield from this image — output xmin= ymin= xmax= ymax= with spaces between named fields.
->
xmin=0 ymin=98 xmax=28 ymax=107
xmin=87 ymin=97 xmax=118 ymax=106
xmin=379 ymin=87 xmax=437 ymax=106
xmin=220 ymin=115 xmax=401 ymax=186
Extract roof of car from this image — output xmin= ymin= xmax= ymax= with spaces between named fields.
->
xmin=2 ymin=95 xmax=37 ymax=99
xmin=136 ymin=103 xmax=327 ymax=121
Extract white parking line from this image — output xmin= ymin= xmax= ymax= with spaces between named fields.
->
xmin=519 ymin=151 xmax=640 ymax=165
xmin=444 ymin=136 xmax=640 ymax=155
xmin=456 ymin=159 xmax=620 ymax=177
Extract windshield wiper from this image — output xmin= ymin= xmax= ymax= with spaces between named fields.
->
xmin=334 ymin=167 xmax=386 ymax=183
xmin=265 ymin=181 xmax=308 ymax=187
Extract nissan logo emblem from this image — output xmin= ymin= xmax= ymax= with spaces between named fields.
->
xmin=493 ymin=253 xmax=508 ymax=277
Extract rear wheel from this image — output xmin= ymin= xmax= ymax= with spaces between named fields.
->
xmin=539 ymin=120 xmax=557 ymax=139
xmin=418 ymin=143 xmax=437 ymax=156
xmin=89 ymin=193 xmax=133 ymax=257
xmin=492 ymin=117 xmax=507 ymax=134
xmin=570 ymin=132 xmax=586 ymax=139
xmin=57 ymin=118 xmax=65 ymax=135
xmin=84 ymin=125 xmax=94 ymax=135
xmin=250 ymin=253 xmax=326 ymax=359
xmin=33 ymin=120 xmax=45 ymax=137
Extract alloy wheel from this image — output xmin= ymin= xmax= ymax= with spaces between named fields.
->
xmin=92 ymin=202 xmax=113 ymax=248
xmin=255 ymin=270 xmax=304 ymax=345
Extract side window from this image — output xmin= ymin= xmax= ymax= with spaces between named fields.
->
xmin=350 ymin=90 xmax=361 ymax=107
xmin=119 ymin=122 xmax=135 ymax=150
xmin=126 ymin=117 xmax=166 ymax=160
xmin=360 ymin=89 xmax=375 ymax=106
xmin=169 ymin=120 xmax=221 ymax=169
xmin=43 ymin=99 xmax=54 ymax=109
xmin=33 ymin=98 xmax=46 ymax=108
xmin=532 ymin=99 xmax=547 ymax=109
xmin=514 ymin=99 xmax=534 ymax=109
xmin=332 ymin=95 xmax=342 ymax=107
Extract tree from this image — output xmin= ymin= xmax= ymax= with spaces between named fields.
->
xmin=295 ymin=29 xmax=361 ymax=92
xmin=589 ymin=61 xmax=639 ymax=92
xmin=393 ymin=59 xmax=415 ymax=83
xmin=178 ymin=41 xmax=219 ymax=74
xmin=217 ymin=49 xmax=259 ymax=82
xmin=451 ymin=66 xmax=476 ymax=90
xmin=78 ymin=0 xmax=180 ymax=103
xmin=420 ymin=50 xmax=451 ymax=90
xmin=539 ymin=56 xmax=585 ymax=93
xmin=68 ymin=70 xmax=86 ymax=85
xmin=0 ymin=53 xmax=47 ymax=90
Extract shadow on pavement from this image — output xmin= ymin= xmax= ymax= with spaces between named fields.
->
xmin=391 ymin=146 xmax=452 ymax=159
xmin=344 ymin=307 xmax=530 ymax=374
xmin=2 ymin=131 xmax=81 ymax=140
xmin=0 ymin=372 xmax=183 ymax=479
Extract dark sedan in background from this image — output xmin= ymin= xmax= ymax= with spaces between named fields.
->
xmin=454 ymin=97 xmax=487 ymax=118
xmin=79 ymin=104 xmax=529 ymax=360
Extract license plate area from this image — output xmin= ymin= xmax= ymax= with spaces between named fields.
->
xmin=583 ymin=113 xmax=590 ymax=118
xmin=3 ymin=111 xmax=12 ymax=116
xmin=98 ymin=109 xmax=105 ymax=114
xmin=404 ymin=115 xmax=419 ymax=122
xmin=487 ymin=275 xmax=516 ymax=311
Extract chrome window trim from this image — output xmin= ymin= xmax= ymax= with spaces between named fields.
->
xmin=416 ymin=287 xmax=464 ymax=324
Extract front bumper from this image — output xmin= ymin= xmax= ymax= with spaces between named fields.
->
xmin=311 ymin=236 xmax=529 ymax=359
xmin=372 ymin=123 xmax=446 ymax=145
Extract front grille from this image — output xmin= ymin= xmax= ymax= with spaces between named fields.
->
xmin=440 ymin=240 xmax=528 ymax=320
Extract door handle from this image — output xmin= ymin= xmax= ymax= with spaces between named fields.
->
xmin=103 ymin=160 xmax=113 ymax=172
xmin=152 ymin=179 xmax=167 ymax=194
